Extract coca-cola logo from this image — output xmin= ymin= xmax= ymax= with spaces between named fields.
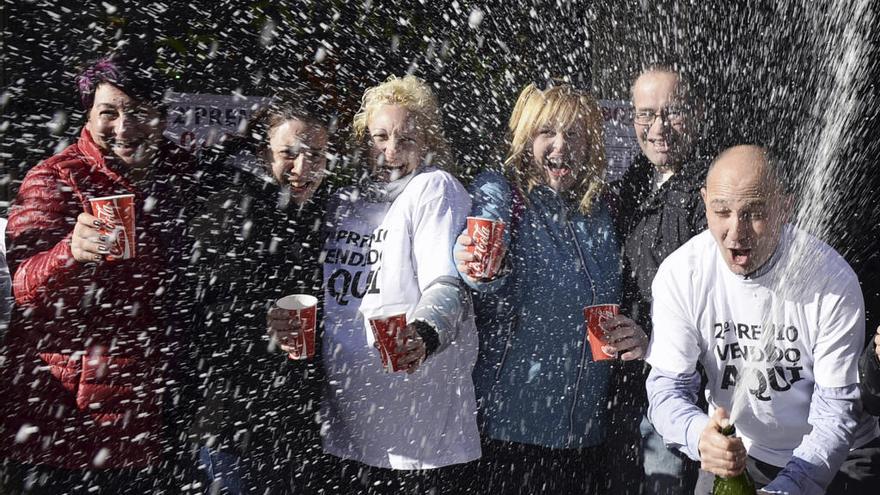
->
xmin=95 ymin=203 xmax=119 ymax=228
xmin=472 ymin=224 xmax=492 ymax=258
xmin=91 ymin=199 xmax=135 ymax=259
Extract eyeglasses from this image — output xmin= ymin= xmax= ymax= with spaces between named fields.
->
xmin=632 ymin=107 xmax=686 ymax=126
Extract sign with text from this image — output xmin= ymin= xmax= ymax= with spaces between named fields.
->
xmin=163 ymin=92 xmax=272 ymax=151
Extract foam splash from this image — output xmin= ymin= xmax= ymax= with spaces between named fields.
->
xmin=729 ymin=0 xmax=874 ymax=425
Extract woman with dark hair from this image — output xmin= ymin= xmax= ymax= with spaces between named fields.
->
xmin=0 ymin=45 xmax=200 ymax=492
xmin=269 ymin=75 xmax=480 ymax=494
xmin=191 ymin=89 xmax=335 ymax=494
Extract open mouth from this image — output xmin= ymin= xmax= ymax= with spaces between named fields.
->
xmin=545 ymin=158 xmax=572 ymax=178
xmin=284 ymin=171 xmax=315 ymax=194
xmin=109 ymin=136 xmax=144 ymax=148
xmin=289 ymin=180 xmax=313 ymax=195
xmin=113 ymin=142 xmax=140 ymax=152
xmin=729 ymin=248 xmax=752 ymax=266
xmin=547 ymin=168 xmax=571 ymax=178
xmin=381 ymin=164 xmax=408 ymax=181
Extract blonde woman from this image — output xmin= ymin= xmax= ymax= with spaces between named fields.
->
xmin=454 ymin=81 xmax=648 ymax=494
xmin=318 ymin=75 xmax=479 ymax=492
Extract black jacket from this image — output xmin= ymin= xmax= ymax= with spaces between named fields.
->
xmin=859 ymin=340 xmax=880 ymax=416
xmin=190 ymin=153 xmax=328 ymax=462
xmin=602 ymin=153 xmax=708 ymax=467
xmin=606 ymin=153 xmax=708 ymax=333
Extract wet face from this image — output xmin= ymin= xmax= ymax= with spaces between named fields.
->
xmin=531 ymin=119 xmax=589 ymax=194
xmin=631 ymin=71 xmax=694 ymax=170
xmin=266 ymin=118 xmax=329 ymax=205
xmin=85 ymin=83 xmax=164 ymax=169
xmin=702 ymin=146 xmax=789 ymax=276
xmin=367 ymin=104 xmax=425 ymax=182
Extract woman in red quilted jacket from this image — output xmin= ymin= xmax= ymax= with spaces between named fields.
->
xmin=0 ymin=45 xmax=199 ymax=492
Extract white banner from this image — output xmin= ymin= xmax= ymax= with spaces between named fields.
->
xmin=163 ymin=92 xmax=272 ymax=151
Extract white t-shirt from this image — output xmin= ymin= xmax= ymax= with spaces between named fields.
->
xmin=647 ymin=225 xmax=878 ymax=467
xmin=321 ymin=169 xmax=480 ymax=470
xmin=653 ymin=168 xmax=675 ymax=192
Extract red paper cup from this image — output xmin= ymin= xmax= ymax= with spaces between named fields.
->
xmin=466 ymin=217 xmax=506 ymax=278
xmin=584 ymin=304 xmax=620 ymax=362
xmin=275 ymin=294 xmax=318 ymax=360
xmin=89 ymin=194 xmax=136 ymax=261
xmin=368 ymin=314 xmax=408 ymax=372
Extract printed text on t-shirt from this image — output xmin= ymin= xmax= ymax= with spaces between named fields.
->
xmin=325 ymin=228 xmax=388 ymax=305
xmin=713 ymin=320 xmax=805 ymax=401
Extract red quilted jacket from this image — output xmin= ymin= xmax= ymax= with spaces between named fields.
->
xmin=0 ymin=127 xmax=198 ymax=469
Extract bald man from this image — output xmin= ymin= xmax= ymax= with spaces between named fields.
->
xmin=645 ymin=145 xmax=880 ymax=494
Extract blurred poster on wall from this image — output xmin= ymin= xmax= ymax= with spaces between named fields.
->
xmin=163 ymin=92 xmax=272 ymax=152
xmin=599 ymin=99 xmax=640 ymax=183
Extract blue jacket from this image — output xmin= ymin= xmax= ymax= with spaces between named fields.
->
xmin=457 ymin=171 xmax=621 ymax=449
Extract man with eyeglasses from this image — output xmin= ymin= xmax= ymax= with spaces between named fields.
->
xmin=605 ymin=62 xmax=708 ymax=494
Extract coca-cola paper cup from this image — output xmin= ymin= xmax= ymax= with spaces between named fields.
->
xmin=275 ymin=294 xmax=318 ymax=360
xmin=584 ymin=304 xmax=620 ymax=362
xmin=368 ymin=314 xmax=408 ymax=372
xmin=89 ymin=194 xmax=136 ymax=261
xmin=466 ymin=217 xmax=506 ymax=279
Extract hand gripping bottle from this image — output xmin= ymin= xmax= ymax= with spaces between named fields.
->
xmin=712 ymin=425 xmax=757 ymax=495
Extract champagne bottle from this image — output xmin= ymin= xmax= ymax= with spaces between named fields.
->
xmin=712 ymin=425 xmax=757 ymax=495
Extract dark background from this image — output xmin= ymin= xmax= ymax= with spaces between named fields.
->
xmin=2 ymin=0 xmax=878 ymax=324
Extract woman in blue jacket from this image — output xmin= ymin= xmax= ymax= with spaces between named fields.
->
xmin=455 ymin=80 xmax=648 ymax=494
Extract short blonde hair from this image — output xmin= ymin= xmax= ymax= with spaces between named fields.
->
xmin=352 ymin=75 xmax=453 ymax=170
xmin=505 ymin=83 xmax=606 ymax=214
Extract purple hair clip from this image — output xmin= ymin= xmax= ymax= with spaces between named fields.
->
xmin=76 ymin=57 xmax=121 ymax=110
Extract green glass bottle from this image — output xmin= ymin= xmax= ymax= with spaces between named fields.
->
xmin=712 ymin=425 xmax=757 ymax=495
